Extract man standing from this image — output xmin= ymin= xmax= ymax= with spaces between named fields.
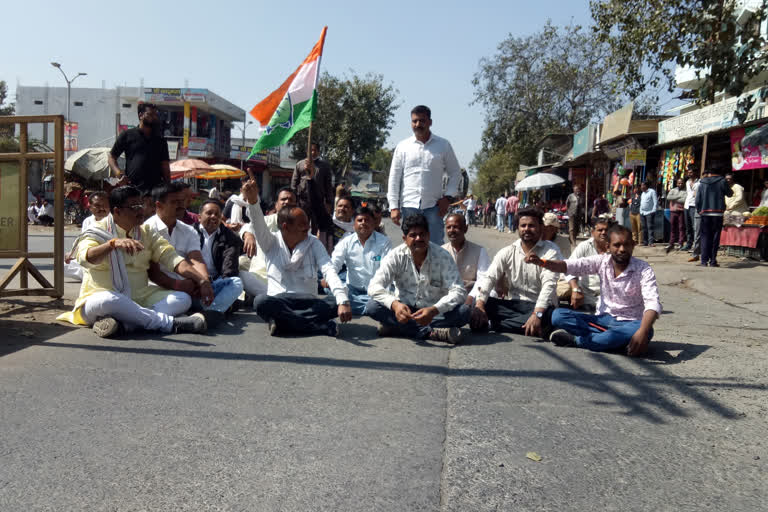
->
xmin=387 ymin=105 xmax=461 ymax=245
xmin=108 ymin=103 xmax=170 ymax=194
xmin=470 ymin=208 xmax=562 ymax=337
xmin=629 ymin=185 xmax=643 ymax=245
xmin=462 ymin=194 xmax=477 ymax=226
xmin=639 ymin=181 xmax=658 ymax=246
xmin=366 ymin=214 xmax=469 ymax=344
xmin=666 ymin=177 xmax=687 ymax=252
xmin=292 ymin=142 xmax=334 ymax=249
xmin=242 ymin=181 xmax=351 ymax=337
xmin=696 ymin=169 xmax=733 ymax=267
xmin=483 ymin=198 xmax=494 ymax=229
xmin=495 ymin=193 xmax=507 ymax=232
xmin=330 ymin=206 xmax=392 ymax=315
xmin=506 ymin=193 xmax=519 ymax=233
xmin=682 ymin=166 xmax=698 ymax=250
xmin=566 ymin=185 xmax=585 ymax=246
xmin=527 ymin=224 xmax=662 ymax=356
xmin=724 ymin=173 xmax=748 ymax=214
xmin=442 ymin=213 xmax=491 ymax=305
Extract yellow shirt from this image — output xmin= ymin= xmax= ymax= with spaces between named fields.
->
xmin=57 ymin=218 xmax=185 ymax=325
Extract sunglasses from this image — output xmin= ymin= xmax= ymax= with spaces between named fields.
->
xmin=121 ymin=204 xmax=145 ymax=212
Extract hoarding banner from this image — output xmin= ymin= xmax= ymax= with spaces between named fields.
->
xmin=624 ymin=149 xmax=647 ymax=168
xmin=64 ymin=121 xmax=78 ymax=152
xmin=0 ymin=162 xmax=21 ymax=251
xmin=730 ymin=125 xmax=768 ymax=171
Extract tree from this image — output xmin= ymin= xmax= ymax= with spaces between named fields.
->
xmin=0 ymin=80 xmax=16 ymax=139
xmin=591 ymin=0 xmax=768 ymax=103
xmin=471 ymin=21 xmax=636 ymax=197
xmin=364 ymin=147 xmax=394 ymax=187
xmin=290 ymin=71 xmax=399 ymax=179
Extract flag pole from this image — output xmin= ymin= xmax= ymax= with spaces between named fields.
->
xmin=306 ymin=121 xmax=314 ymax=178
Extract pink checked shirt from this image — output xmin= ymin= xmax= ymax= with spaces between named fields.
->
xmin=565 ymin=254 xmax=662 ymax=321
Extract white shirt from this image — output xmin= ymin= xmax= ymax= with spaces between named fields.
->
xmin=442 ymin=242 xmax=490 ymax=298
xmin=761 ymin=188 xmax=768 ymax=207
xmin=144 ymin=214 xmax=201 ymax=279
xmin=201 ymin=229 xmax=217 ymax=276
xmin=495 ymin=196 xmax=507 ymax=215
xmin=387 ymin=133 xmax=461 ymax=210
xmin=81 ymin=214 xmax=111 ymax=233
xmin=476 ymin=239 xmax=562 ymax=309
xmin=463 ymin=198 xmax=477 ymax=211
xmin=564 ymin=237 xmax=602 ymax=306
xmin=246 ymin=203 xmax=348 ymax=303
xmin=684 ymin=179 xmax=698 ymax=209
xmin=37 ymin=203 xmax=54 ymax=218
xmin=243 ymin=213 xmax=279 ymax=280
xmin=369 ymin=242 xmax=467 ymax=313
xmin=331 ymin=231 xmax=392 ymax=291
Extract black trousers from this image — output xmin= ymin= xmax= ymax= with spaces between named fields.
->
xmin=254 ymin=293 xmax=338 ymax=334
xmin=484 ymin=297 xmax=553 ymax=335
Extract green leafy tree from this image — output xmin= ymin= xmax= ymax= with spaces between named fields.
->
xmin=0 ymin=80 xmax=16 ymax=139
xmin=472 ymin=21 xmax=637 ymax=197
xmin=364 ymin=147 xmax=394 ymax=186
xmin=591 ymin=0 xmax=768 ymax=103
xmin=290 ymin=72 xmax=399 ymax=179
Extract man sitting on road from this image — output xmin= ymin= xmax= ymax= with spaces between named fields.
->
xmin=241 ymin=180 xmax=352 ymax=337
xmin=541 ymin=212 xmax=571 ymax=258
xmin=328 ymin=206 xmax=392 ymax=315
xmin=65 ymin=191 xmax=112 ymax=281
xmin=330 ymin=196 xmax=355 ymax=250
xmin=366 ymin=214 xmax=469 ymax=344
xmin=57 ymin=186 xmax=212 ymax=337
xmin=526 ymin=224 xmax=662 ymax=356
xmin=557 ymin=218 xmax=610 ymax=311
xmin=442 ymin=213 xmax=491 ymax=307
xmin=470 ymin=208 xmax=562 ymax=337
xmin=239 ymin=187 xmax=298 ymax=299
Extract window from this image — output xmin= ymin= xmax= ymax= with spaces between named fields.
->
xmin=122 ymin=103 xmax=131 ymax=108
xmin=74 ymin=101 xmax=84 ymax=106
xmin=34 ymin=100 xmax=44 ymax=105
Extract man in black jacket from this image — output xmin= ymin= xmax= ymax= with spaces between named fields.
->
xmin=194 ymin=199 xmax=244 ymax=318
xmin=695 ymin=169 xmax=733 ymax=267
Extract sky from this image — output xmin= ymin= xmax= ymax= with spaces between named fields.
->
xmin=3 ymin=0 xmax=598 ymax=169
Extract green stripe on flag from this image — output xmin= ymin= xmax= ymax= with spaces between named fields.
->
xmin=248 ymin=90 xmax=317 ymax=157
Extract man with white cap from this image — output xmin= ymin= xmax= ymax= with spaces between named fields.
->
xmin=541 ymin=212 xmax=571 ymax=258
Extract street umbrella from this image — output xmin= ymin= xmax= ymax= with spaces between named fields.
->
xmin=514 ymin=172 xmax=565 ymax=191
xmin=64 ymin=147 xmax=112 ymax=181
xmin=195 ymin=168 xmax=246 ymax=180
xmin=741 ymin=124 xmax=768 ymax=147
xmin=210 ymin=164 xmax=241 ymax=172
xmin=170 ymin=159 xmax=213 ymax=179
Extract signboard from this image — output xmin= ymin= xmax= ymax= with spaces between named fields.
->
xmin=658 ymin=87 xmax=767 ymax=144
xmin=0 ymin=162 xmax=21 ymax=250
xmin=144 ymin=88 xmax=209 ymax=104
xmin=601 ymin=136 xmax=641 ymax=160
xmin=187 ymin=150 xmax=208 ymax=158
xmin=183 ymin=102 xmax=190 ymax=148
xmin=187 ymin=137 xmax=209 ymax=151
xmin=730 ymin=125 xmax=768 ymax=171
xmin=624 ymin=149 xmax=647 ymax=168
xmin=573 ymin=124 xmax=596 ymax=157
xmin=64 ymin=121 xmax=78 ymax=152
xmin=167 ymin=140 xmax=179 ymax=161
xmin=600 ymin=102 xmax=634 ymax=143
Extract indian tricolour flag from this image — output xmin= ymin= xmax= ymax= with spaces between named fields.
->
xmin=248 ymin=26 xmax=327 ymax=156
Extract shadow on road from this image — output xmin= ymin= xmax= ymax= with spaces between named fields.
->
xmin=31 ymin=338 xmax=762 ymax=424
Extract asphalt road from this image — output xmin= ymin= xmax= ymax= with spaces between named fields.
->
xmin=1 ymin=222 xmax=767 ymax=511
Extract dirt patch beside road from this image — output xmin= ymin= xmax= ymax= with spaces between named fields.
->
xmin=0 ymin=296 xmax=77 ymax=357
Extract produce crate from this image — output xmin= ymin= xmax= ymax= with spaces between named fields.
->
xmin=745 ymin=216 xmax=768 ymax=226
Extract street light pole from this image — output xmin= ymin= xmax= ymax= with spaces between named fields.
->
xmin=237 ymin=114 xmax=253 ymax=171
xmin=50 ymin=63 xmax=87 ymax=123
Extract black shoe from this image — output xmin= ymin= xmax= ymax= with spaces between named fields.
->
xmin=710 ymin=262 xmax=720 ymax=267
xmin=377 ymin=323 xmax=399 ymax=337
xmin=202 ymin=310 xmax=226 ymax=328
xmin=172 ymin=312 xmax=207 ymax=334
xmin=549 ymin=329 xmax=576 ymax=347
xmin=92 ymin=316 xmax=122 ymax=338
xmin=665 ymin=244 xmax=674 ymax=254
xmin=326 ymin=320 xmax=339 ymax=338
xmin=268 ymin=319 xmax=278 ymax=336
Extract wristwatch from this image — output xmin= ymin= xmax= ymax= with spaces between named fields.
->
xmin=341 ymin=301 xmax=350 ymax=306
xmin=535 ymin=311 xmax=544 ymax=319
xmin=572 ymin=287 xmax=583 ymax=294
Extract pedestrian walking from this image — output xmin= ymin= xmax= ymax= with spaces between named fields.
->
xmin=682 ymin=166 xmax=698 ymax=251
xmin=495 ymin=193 xmax=507 ymax=232
xmin=666 ymin=178 xmax=687 ymax=252
xmin=387 ymin=105 xmax=461 ymax=245
xmin=506 ymin=193 xmax=519 ymax=232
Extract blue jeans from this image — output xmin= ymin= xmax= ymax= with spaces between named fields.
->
xmin=641 ymin=213 xmax=655 ymax=245
xmin=507 ymin=212 xmax=516 ymax=232
xmin=365 ymin=299 xmax=470 ymax=339
xmin=193 ymin=276 xmax=243 ymax=313
xmin=401 ymin=205 xmax=444 ymax=245
xmin=348 ymin=285 xmax=371 ymax=316
xmin=496 ymin=212 xmax=505 ymax=232
xmin=551 ymin=309 xmax=653 ymax=351
xmin=254 ymin=293 xmax=338 ymax=334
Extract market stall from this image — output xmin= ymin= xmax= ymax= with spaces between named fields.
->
xmin=720 ymin=209 xmax=768 ymax=260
